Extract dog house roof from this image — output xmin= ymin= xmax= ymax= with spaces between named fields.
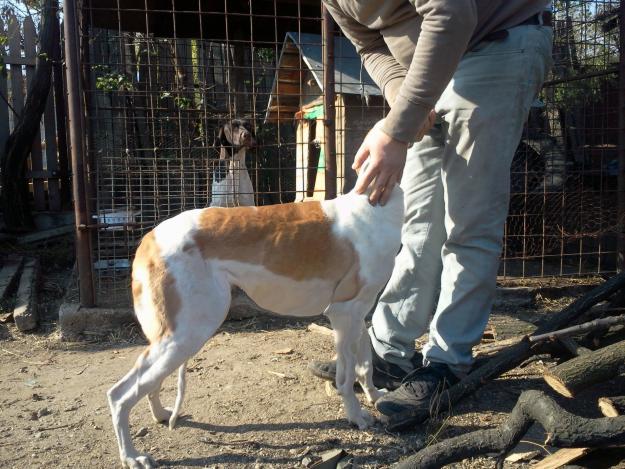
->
xmin=265 ymin=32 xmax=381 ymax=122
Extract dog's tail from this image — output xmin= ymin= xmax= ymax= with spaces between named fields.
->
xmin=169 ymin=361 xmax=187 ymax=430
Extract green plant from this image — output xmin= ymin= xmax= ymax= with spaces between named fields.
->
xmin=93 ymin=65 xmax=134 ymax=92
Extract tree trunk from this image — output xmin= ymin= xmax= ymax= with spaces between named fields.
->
xmin=393 ymin=390 xmax=625 ymax=469
xmin=544 ymin=339 xmax=625 ymax=398
xmin=1 ymin=0 xmax=57 ymax=231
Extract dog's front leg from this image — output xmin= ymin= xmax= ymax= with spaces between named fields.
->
xmin=326 ymin=309 xmax=375 ymax=430
xmin=355 ymin=325 xmax=386 ymax=404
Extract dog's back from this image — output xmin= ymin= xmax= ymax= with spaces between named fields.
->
xmin=132 ymin=189 xmax=403 ymax=339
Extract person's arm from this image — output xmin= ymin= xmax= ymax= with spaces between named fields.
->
xmin=381 ymin=0 xmax=478 ymax=143
xmin=322 ymin=1 xmax=406 ymax=106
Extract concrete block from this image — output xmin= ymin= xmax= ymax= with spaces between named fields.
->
xmin=59 ymin=302 xmax=135 ymax=340
xmin=227 ymin=287 xmax=273 ymax=321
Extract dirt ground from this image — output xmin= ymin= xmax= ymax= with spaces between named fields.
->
xmin=1 ymin=239 xmax=624 ymax=468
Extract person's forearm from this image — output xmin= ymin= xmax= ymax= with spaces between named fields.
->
xmin=382 ymin=0 xmax=477 ymax=143
xmin=323 ymin=1 xmax=406 ymax=106
xmin=359 ymin=43 xmax=406 ymax=106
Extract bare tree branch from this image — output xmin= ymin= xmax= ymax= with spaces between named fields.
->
xmin=394 ymin=390 xmax=625 ymax=469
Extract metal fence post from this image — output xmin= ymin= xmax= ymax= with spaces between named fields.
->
xmin=618 ymin=4 xmax=625 ymax=272
xmin=63 ymin=0 xmax=95 ymax=306
xmin=322 ymin=5 xmax=337 ymax=200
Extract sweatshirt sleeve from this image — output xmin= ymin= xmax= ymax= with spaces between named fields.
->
xmin=322 ymin=1 xmax=407 ymax=106
xmin=382 ymin=0 xmax=478 ymax=143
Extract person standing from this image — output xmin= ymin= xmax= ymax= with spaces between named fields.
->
xmin=309 ymin=0 xmax=553 ymax=429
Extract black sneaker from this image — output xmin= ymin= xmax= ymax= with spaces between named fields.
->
xmin=375 ymin=362 xmax=459 ymax=431
xmin=308 ymin=349 xmax=423 ymax=391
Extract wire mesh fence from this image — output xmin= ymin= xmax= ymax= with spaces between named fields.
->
xmin=71 ymin=0 xmax=623 ymax=306
xmin=502 ymin=0 xmax=622 ymax=278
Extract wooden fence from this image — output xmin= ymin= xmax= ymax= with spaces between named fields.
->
xmin=0 ymin=12 xmax=70 ymax=213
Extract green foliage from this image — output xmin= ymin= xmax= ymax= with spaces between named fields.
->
xmin=93 ymin=65 xmax=134 ymax=92
xmin=255 ymin=48 xmax=275 ymax=63
xmin=549 ymin=1 xmax=619 ymax=108
xmin=173 ymin=96 xmax=191 ymax=109
xmin=159 ymin=91 xmax=192 ymax=110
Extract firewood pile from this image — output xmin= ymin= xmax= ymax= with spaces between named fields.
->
xmin=393 ymin=273 xmax=625 ymax=469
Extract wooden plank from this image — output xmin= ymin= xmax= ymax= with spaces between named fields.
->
xmin=295 ymin=120 xmax=309 ymax=201
xmin=52 ymin=21 xmax=70 ymax=209
xmin=16 ymin=224 xmax=73 ymax=244
xmin=43 ymin=68 xmax=60 ymax=210
xmin=0 ymin=255 xmax=24 ymax=300
xmin=2 ymin=55 xmax=36 ymax=66
xmin=0 ymin=17 xmax=10 ymax=156
xmin=533 ymin=448 xmax=590 ymax=469
xmin=25 ymin=169 xmax=60 ymax=179
xmin=13 ymin=257 xmax=39 ymax=332
xmin=23 ymin=16 xmax=46 ymax=211
xmin=7 ymin=13 xmax=24 ymax=116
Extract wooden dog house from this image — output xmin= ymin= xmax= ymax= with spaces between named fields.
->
xmin=265 ymin=32 xmax=387 ymax=200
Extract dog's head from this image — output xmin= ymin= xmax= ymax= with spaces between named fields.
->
xmin=217 ymin=119 xmax=256 ymax=154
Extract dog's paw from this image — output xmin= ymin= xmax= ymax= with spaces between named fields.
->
xmin=349 ymin=408 xmax=376 ymax=430
xmin=123 ymin=453 xmax=157 ymax=469
xmin=151 ymin=407 xmax=173 ymax=424
xmin=364 ymin=387 xmax=388 ymax=404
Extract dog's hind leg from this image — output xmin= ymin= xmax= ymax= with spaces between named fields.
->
xmin=146 ymin=361 xmax=186 ymax=428
xmin=147 ymin=381 xmax=170 ymax=423
xmin=168 ymin=362 xmax=187 ymax=430
xmin=108 ymin=339 xmax=196 ymax=469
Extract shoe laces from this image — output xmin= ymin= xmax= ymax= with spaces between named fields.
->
xmin=399 ymin=364 xmax=453 ymax=393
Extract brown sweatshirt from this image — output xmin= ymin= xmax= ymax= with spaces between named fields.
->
xmin=322 ymin=0 xmax=549 ymax=143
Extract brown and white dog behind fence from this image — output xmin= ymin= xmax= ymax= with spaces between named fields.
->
xmin=210 ymin=119 xmax=256 ymax=207
xmin=107 ymin=163 xmax=405 ymax=468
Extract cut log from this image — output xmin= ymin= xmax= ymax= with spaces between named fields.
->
xmin=598 ymin=396 xmax=625 ymax=417
xmin=533 ymin=396 xmax=623 ymax=468
xmin=392 ymin=390 xmax=625 ymax=469
xmin=530 ymin=314 xmax=625 ymax=343
xmin=557 ymin=336 xmax=592 ymax=356
xmin=387 ymin=273 xmax=625 ymax=432
xmin=543 ymin=339 xmax=625 ymax=398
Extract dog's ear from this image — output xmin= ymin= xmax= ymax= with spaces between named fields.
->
xmin=216 ymin=124 xmax=232 ymax=157
xmin=245 ymin=122 xmax=257 ymax=147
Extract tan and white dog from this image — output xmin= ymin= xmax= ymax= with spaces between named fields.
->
xmin=107 ymin=175 xmax=404 ymax=468
xmin=210 ymin=120 xmax=256 ymax=207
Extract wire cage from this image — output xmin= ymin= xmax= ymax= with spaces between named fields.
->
xmin=501 ymin=0 xmax=623 ymax=278
xmin=65 ymin=0 xmax=624 ymax=307
xmin=73 ymin=0 xmax=384 ymax=306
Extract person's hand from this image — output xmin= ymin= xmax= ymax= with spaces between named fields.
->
xmin=353 ymin=112 xmax=436 ymax=206
xmin=415 ymin=109 xmax=437 ymax=142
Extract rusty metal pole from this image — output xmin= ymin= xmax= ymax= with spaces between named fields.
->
xmin=63 ymin=0 xmax=95 ymax=306
xmin=322 ymin=5 xmax=337 ymax=199
xmin=618 ymin=4 xmax=625 ymax=272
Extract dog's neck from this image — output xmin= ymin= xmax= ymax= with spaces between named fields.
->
xmin=220 ymin=145 xmax=248 ymax=167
